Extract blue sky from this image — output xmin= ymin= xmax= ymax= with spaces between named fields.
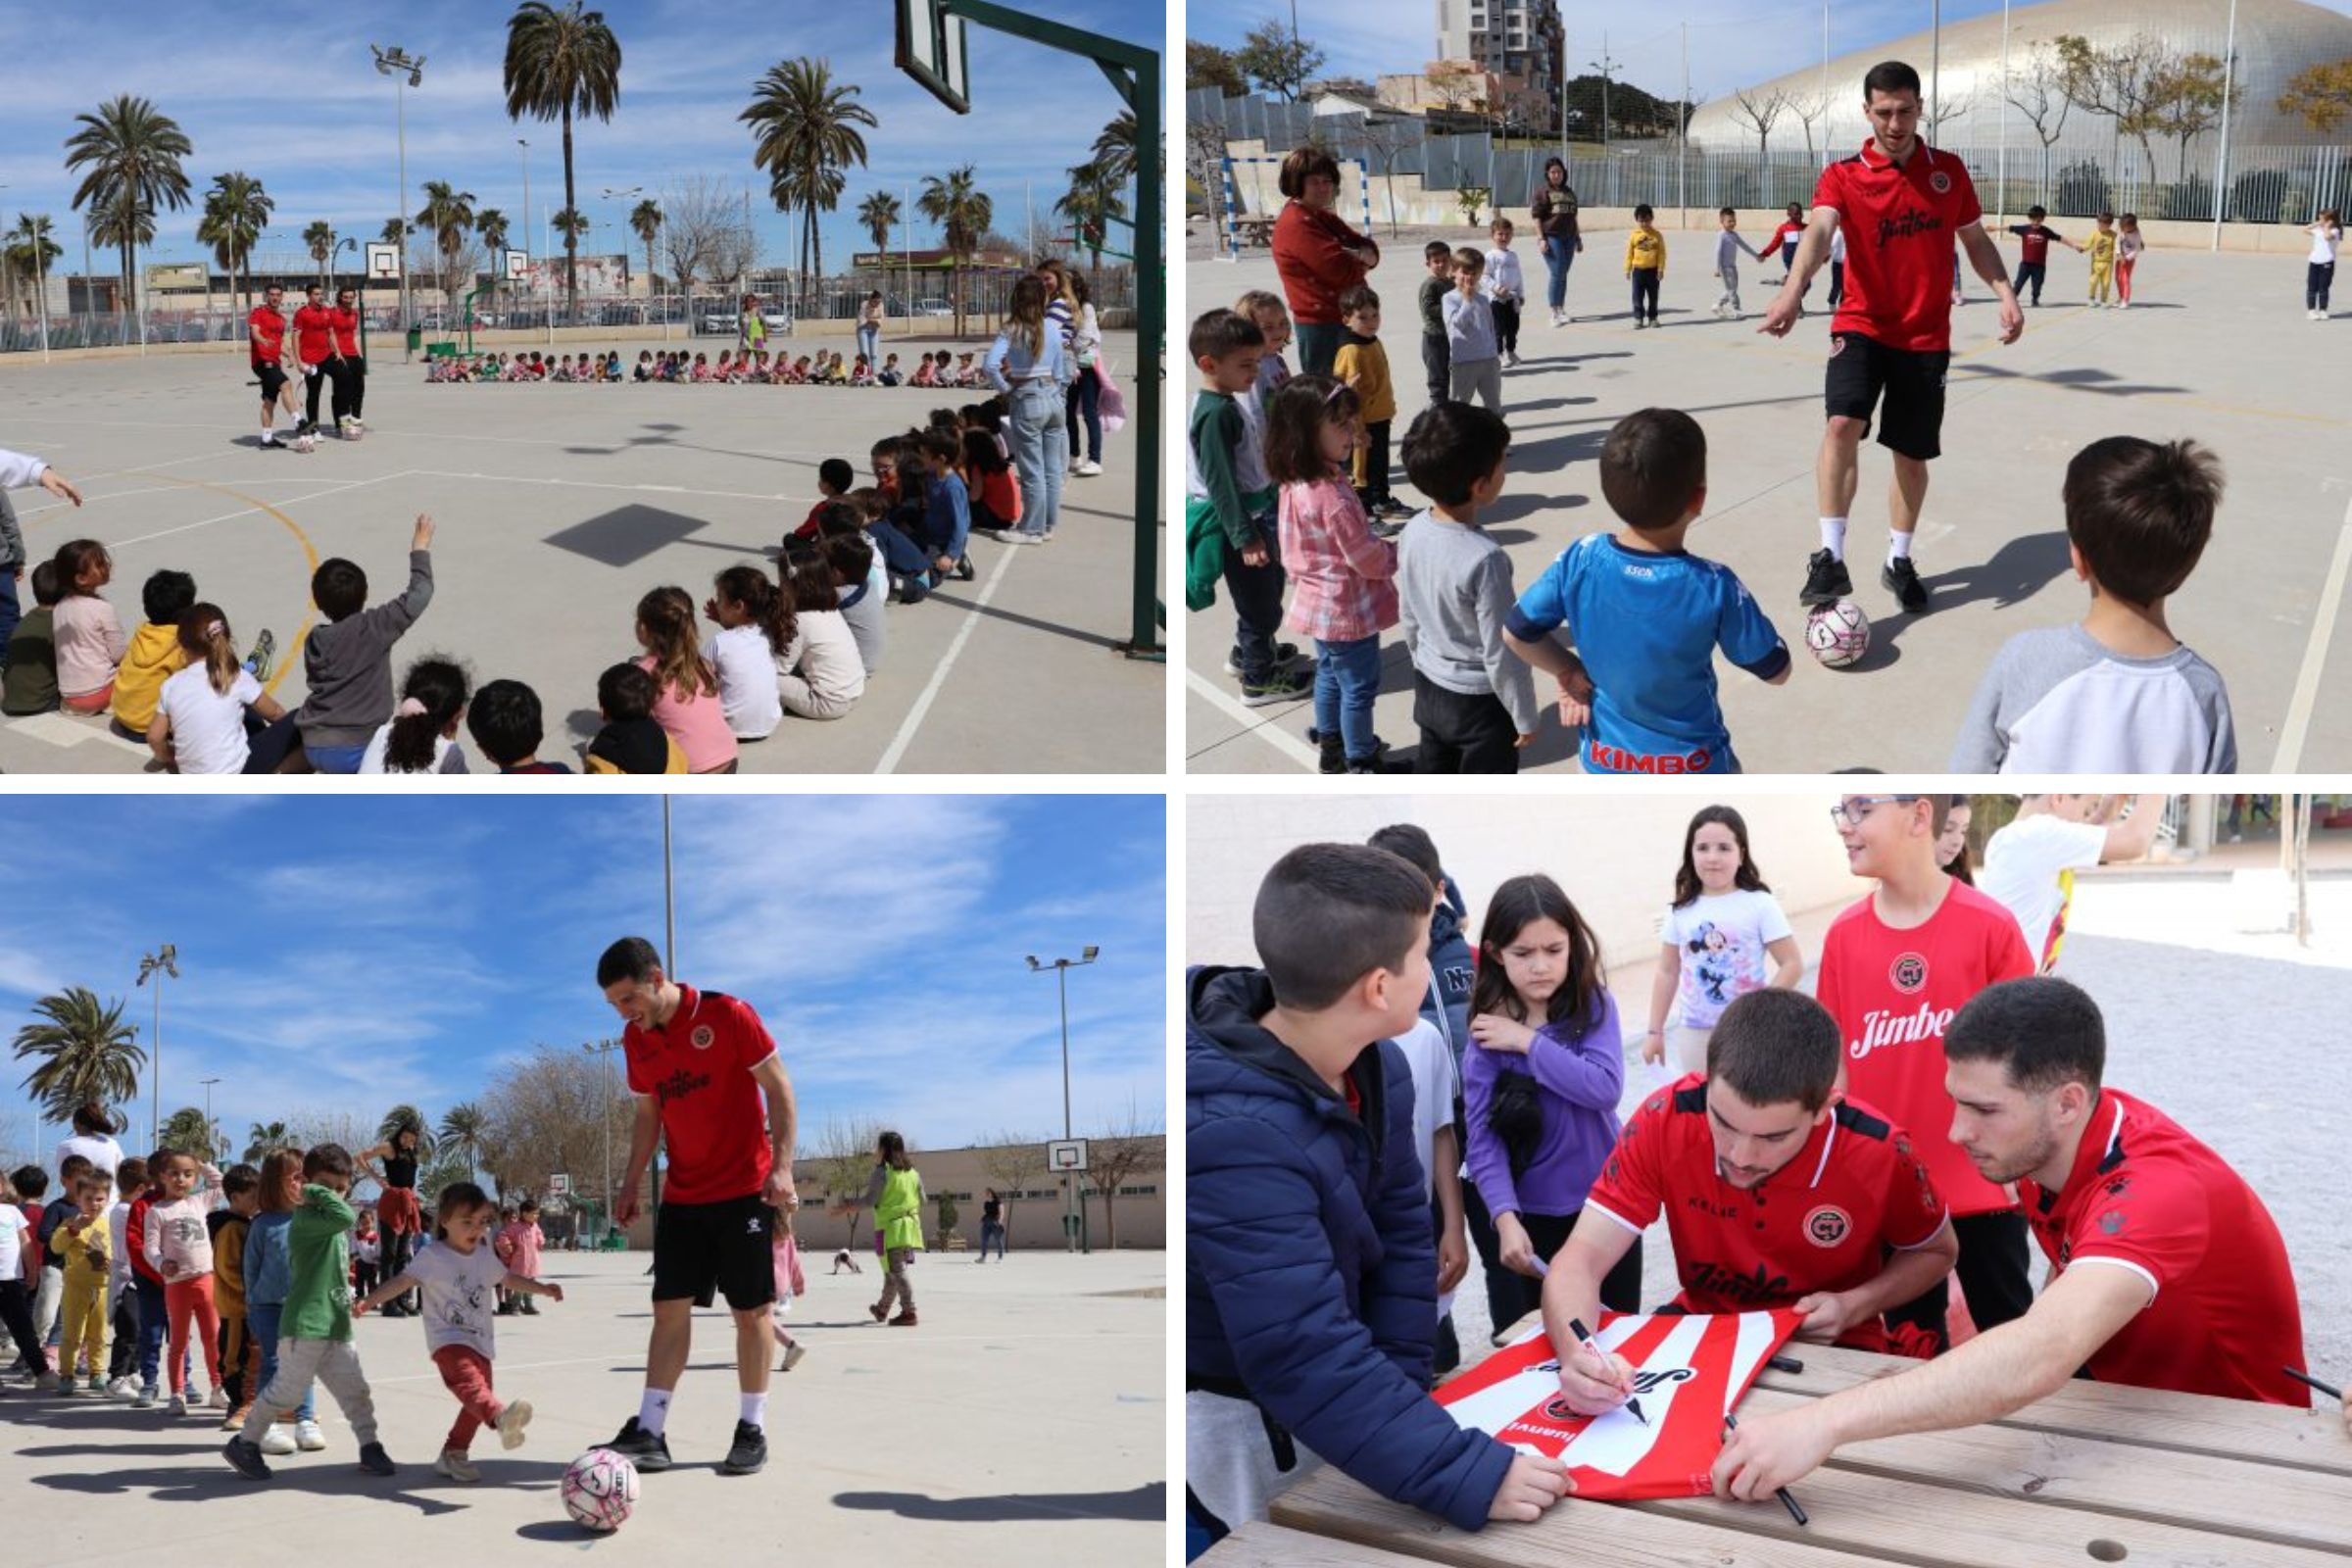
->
xmin=0 ymin=794 xmax=1165 ymax=1165
xmin=0 ymin=0 xmax=1155 ymax=282
xmin=1191 ymin=0 xmax=2352 ymax=110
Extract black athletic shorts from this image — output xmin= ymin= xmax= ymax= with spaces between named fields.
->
xmin=1823 ymin=330 xmax=1950 ymax=462
xmin=651 ymin=1192 xmax=776 ymax=1311
xmin=253 ymin=360 xmax=288 ymax=401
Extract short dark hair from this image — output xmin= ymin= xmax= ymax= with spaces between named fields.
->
xmin=1633 ymin=204 xmax=1654 ymax=221
xmin=2027 ymin=205 xmax=2048 ymax=220
xmin=1424 ymin=240 xmax=1453 ymax=262
xmin=1253 ymin=844 xmax=1431 ymax=1011
xmin=597 ymin=935 xmax=663 ymax=988
xmin=466 ymin=678 xmax=545 ymax=766
xmin=2062 ymin=436 xmax=2221 ymax=606
xmin=1718 ymin=206 xmax=1737 ymax=219
xmin=1863 ymin=60 xmax=1923 ymax=100
xmin=57 ymin=1152 xmax=92 ymax=1182
xmin=597 ymin=661 xmax=656 ymax=721
xmin=1277 ymin=144 xmax=1342 ymax=199
xmin=12 ymin=1165 xmax=46 ymax=1200
xmin=1189 ymin=307 xmax=1263 ymax=364
xmin=1400 ymin=401 xmax=1510 ymax=507
xmin=141 ymin=569 xmax=197 ymax=625
xmin=220 ymin=1163 xmax=260 ymax=1199
xmin=918 ymin=429 xmax=960 ymax=465
xmin=824 ymin=529 xmax=875 ymax=583
xmin=1945 ymin=976 xmax=2105 ymax=1095
xmin=28 ymin=560 xmax=61 ymax=607
xmin=1599 ymin=408 xmax=1707 ymax=531
xmin=1707 ymin=989 xmax=1842 ymax=1111
xmin=818 ymin=458 xmax=855 ymax=493
xmin=312 ymin=557 xmax=368 ymax=620
xmin=1367 ymin=823 xmax=1444 ymax=892
xmin=302 ymin=1144 xmax=354 ymax=1181
xmin=1338 ymin=284 xmax=1380 ymax=316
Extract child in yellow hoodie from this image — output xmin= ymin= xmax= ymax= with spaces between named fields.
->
xmin=1624 ymin=205 xmax=1666 ymax=328
xmin=110 ymin=569 xmax=197 ymax=742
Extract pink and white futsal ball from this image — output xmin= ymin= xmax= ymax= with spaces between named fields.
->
xmin=562 ymin=1447 xmax=640 ymax=1532
xmin=1805 ymin=599 xmax=1871 ymax=668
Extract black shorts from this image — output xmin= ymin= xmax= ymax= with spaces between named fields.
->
xmin=651 ymin=1192 xmax=776 ymax=1311
xmin=253 ymin=361 xmax=288 ymax=401
xmin=1823 ymin=331 xmax=1949 ymax=462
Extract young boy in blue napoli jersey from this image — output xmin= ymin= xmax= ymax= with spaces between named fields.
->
xmin=1502 ymin=408 xmax=1789 ymax=773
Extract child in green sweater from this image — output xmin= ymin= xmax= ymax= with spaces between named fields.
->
xmin=222 ymin=1145 xmax=396 ymax=1480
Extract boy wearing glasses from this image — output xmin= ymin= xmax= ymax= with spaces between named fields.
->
xmin=1815 ymin=793 xmax=2033 ymax=1351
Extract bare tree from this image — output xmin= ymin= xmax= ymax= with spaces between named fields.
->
xmin=476 ymin=1045 xmax=634 ymax=1204
xmin=1359 ymin=118 xmax=1421 ymax=236
xmin=1082 ymin=1103 xmax=1165 ymax=1251
xmin=975 ymin=1131 xmax=1050 ymax=1237
xmin=1728 ymin=87 xmax=1791 ymax=159
xmin=1787 ymin=89 xmax=1830 ymax=162
xmin=1426 ymin=61 xmax=1483 ymax=119
xmin=281 ymin=1109 xmax=374 ymax=1156
xmin=1187 ymin=118 xmax=1230 ymax=216
xmin=2007 ymin=41 xmax=2078 ymax=199
xmin=662 ymin=175 xmax=753 ymax=308
xmin=2056 ymin=32 xmax=2170 ymax=177
xmin=811 ymin=1114 xmax=885 ymax=1250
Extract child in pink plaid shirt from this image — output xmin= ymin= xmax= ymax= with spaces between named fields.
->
xmin=1266 ymin=374 xmax=1398 ymax=774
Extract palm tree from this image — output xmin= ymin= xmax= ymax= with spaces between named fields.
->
xmin=302 ymin=220 xmax=334 ymax=294
xmin=1055 ymin=161 xmax=1128 ymax=282
xmin=856 ymin=189 xmax=900 ymax=305
xmin=377 ymin=1103 xmax=436 ymax=1157
xmin=243 ymin=1120 xmax=293 ymax=1162
xmin=475 ymin=208 xmax=509 ymax=315
xmin=195 ymin=172 xmax=271 ymax=315
xmin=160 ymin=1105 xmax=221 ymax=1161
xmin=741 ymin=57 xmax=877 ymax=319
xmin=917 ymin=166 xmax=991 ymax=337
xmin=63 ymin=95 xmax=194 ymax=328
xmin=414 ymin=180 xmax=477 ymax=309
xmin=437 ymin=1102 xmax=489 ymax=1182
xmin=551 ymin=205 xmax=589 ymax=289
xmin=1092 ymin=109 xmax=1139 ymax=186
xmin=4 ymin=215 xmax=64 ymax=320
xmin=503 ymin=0 xmax=622 ymax=320
xmin=11 ymin=987 xmax=144 ymax=1125
xmin=628 ymin=198 xmax=662 ymax=304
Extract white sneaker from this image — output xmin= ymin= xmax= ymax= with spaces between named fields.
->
xmin=496 ymin=1399 xmax=533 ymax=1450
xmin=169 ymin=1393 xmax=188 ymax=1416
xmin=108 ymin=1376 xmax=135 ymax=1398
xmin=1551 ymin=310 xmax=1566 ymax=327
xmin=1502 ymin=351 xmax=1520 ymax=368
xmin=209 ymin=1385 xmax=230 ymax=1409
xmin=296 ymin=1419 xmax=326 ymax=1451
xmin=1075 ymin=459 xmax=1102 ymax=476
xmin=782 ymin=1342 xmax=808 ymax=1373
xmin=260 ymin=1424 xmax=298 ymax=1456
xmin=435 ymin=1448 xmax=483 ymax=1484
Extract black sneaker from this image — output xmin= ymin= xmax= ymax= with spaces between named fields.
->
xmin=720 ymin=1420 xmax=767 ymax=1476
xmin=223 ymin=1436 xmax=272 ymax=1480
xmin=1239 ymin=668 xmax=1311 ymax=708
xmin=1309 ymin=729 xmax=1346 ymax=775
xmin=955 ymin=556 xmax=975 ymax=582
xmin=1800 ymin=548 xmax=1853 ymax=606
xmin=1223 ymin=642 xmax=1300 ymax=677
xmin=608 ymin=1416 xmax=672 ymax=1473
xmin=1882 ymin=557 xmax=1929 ymax=612
xmin=358 ymin=1441 xmax=396 ymax=1476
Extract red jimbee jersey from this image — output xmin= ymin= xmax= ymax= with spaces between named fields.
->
xmin=622 ymin=984 xmax=778 ymax=1204
xmin=1585 ymin=1076 xmax=1948 ymax=1354
xmin=1814 ymin=138 xmax=1983 ymax=353
xmin=2019 ymin=1088 xmax=2308 ymax=1406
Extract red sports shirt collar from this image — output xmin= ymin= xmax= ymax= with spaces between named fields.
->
xmin=1857 ymin=136 xmax=1936 ymax=172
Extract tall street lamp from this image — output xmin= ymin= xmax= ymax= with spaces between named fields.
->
xmin=371 ymin=44 xmax=424 ymax=358
xmin=135 ymin=945 xmax=180 ymax=1152
xmin=1026 ymin=947 xmax=1101 ymax=1253
xmin=200 ymin=1077 xmax=220 ymax=1161
xmin=582 ymin=1037 xmax=623 ymax=1241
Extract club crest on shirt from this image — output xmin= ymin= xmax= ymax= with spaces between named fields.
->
xmin=1803 ymin=1204 xmax=1852 ymax=1247
xmin=2098 ymin=1209 xmax=2128 ymax=1236
xmin=690 ymin=1025 xmax=715 ymax=1051
xmin=1929 ymin=171 xmax=1952 ymax=195
xmin=1888 ymin=954 xmax=1928 ymax=993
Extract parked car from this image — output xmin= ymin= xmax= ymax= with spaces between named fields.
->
xmin=913 ymin=298 xmax=953 ymax=318
xmin=698 ymin=310 xmax=739 ymax=335
xmin=759 ymin=309 xmax=793 ymax=333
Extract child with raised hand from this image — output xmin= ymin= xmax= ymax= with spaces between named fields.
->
xmin=356 ymin=1181 xmax=560 ymax=1484
xmin=774 ymin=553 xmax=864 ymax=720
xmin=224 ymin=1144 xmax=395 ymax=1481
xmin=466 ymin=679 xmax=573 ymax=773
xmin=296 ymin=514 xmax=436 ymax=773
xmin=242 ymin=1150 xmax=318 ymax=1454
xmin=151 ymin=605 xmax=300 ymax=775
xmin=705 ymin=564 xmax=785 ymax=742
xmin=1442 ymin=249 xmax=1502 ymax=411
xmin=51 ymin=539 xmax=125 ymax=715
xmin=1503 ymin=408 xmax=1788 ymax=774
xmin=53 ymin=1168 xmax=112 ymax=1394
xmin=145 ymin=1148 xmax=226 ymax=1414
xmin=1951 ymin=436 xmax=2233 ymax=772
xmin=208 ymin=1163 xmax=260 ymax=1429
xmin=359 ymin=655 xmax=470 ymax=774
xmin=1644 ymin=806 xmax=1804 ymax=1074
xmin=584 ymin=662 xmax=688 ymax=774
xmin=110 ymin=568 xmax=197 ymax=742
xmin=634 ymin=586 xmax=740 ymax=773
xmin=1265 ymin=373 xmax=1396 ymax=775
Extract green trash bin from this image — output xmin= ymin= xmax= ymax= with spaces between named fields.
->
xmin=406 ymin=325 xmax=422 ymax=355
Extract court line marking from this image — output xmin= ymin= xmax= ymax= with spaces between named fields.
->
xmin=872 ymin=541 xmax=1024 ymax=774
xmin=137 ymin=472 xmax=349 ymax=699
xmin=1182 ymin=667 xmax=1322 ymax=770
xmin=2271 ymin=499 xmax=2352 ymax=772
xmin=399 ymin=467 xmax=809 ymax=505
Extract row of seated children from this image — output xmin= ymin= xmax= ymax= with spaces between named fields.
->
xmin=789 ymin=402 xmax=1025 ymax=606
xmin=425 ymin=351 xmax=626 ymax=383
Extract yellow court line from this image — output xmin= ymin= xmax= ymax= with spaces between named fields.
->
xmin=146 ymin=473 xmax=318 ymax=700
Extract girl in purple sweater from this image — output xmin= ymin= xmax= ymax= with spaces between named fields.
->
xmin=1462 ymin=874 xmax=1642 ymax=1330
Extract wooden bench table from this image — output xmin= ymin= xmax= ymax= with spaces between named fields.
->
xmin=1251 ymin=1321 xmax=2352 ymax=1568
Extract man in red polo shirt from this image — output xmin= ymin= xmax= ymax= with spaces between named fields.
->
xmin=1816 ymin=792 xmax=2034 ymax=1351
xmin=246 ymin=284 xmax=302 ymax=449
xmin=326 ymin=284 xmax=368 ymax=439
xmin=290 ymin=283 xmax=342 ymax=440
xmin=1544 ymin=989 xmax=1957 ymax=1416
xmin=1714 ymin=976 xmax=2309 ymax=1504
xmin=1761 ymin=60 xmax=2024 ymax=616
xmin=596 ymin=936 xmax=799 ymax=1480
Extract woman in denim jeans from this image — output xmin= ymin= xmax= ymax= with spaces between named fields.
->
xmin=1059 ymin=271 xmax=1105 ymax=477
xmin=857 ymin=291 xmax=884 ymax=367
xmin=983 ymin=275 xmax=1068 ymax=543
xmin=1530 ymin=159 xmax=1583 ymax=327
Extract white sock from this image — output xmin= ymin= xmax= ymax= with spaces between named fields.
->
xmin=740 ymin=1392 xmax=767 ymax=1429
xmin=1888 ymin=531 xmax=1915 ymax=563
xmin=260 ymin=430 xmax=276 ymax=444
xmin=637 ymin=1388 xmax=671 ymax=1436
xmin=1819 ymin=517 xmax=1847 ymax=559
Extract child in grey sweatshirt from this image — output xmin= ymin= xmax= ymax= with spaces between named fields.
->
xmin=294 ymin=514 xmax=435 ymax=772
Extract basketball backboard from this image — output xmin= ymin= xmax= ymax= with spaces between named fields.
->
xmin=505 ymin=248 xmax=529 ymax=282
xmin=1048 ymin=1138 xmax=1089 ymax=1174
xmin=895 ymin=0 xmax=969 ymax=114
xmin=365 ymin=242 xmax=400 ymax=281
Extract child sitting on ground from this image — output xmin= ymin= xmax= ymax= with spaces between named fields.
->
xmin=583 ymin=662 xmax=688 ymax=774
xmin=294 ymin=514 xmax=436 ymax=773
xmin=359 ymin=655 xmax=471 ymax=774
xmin=150 ymin=605 xmax=299 ymax=774
xmin=704 ymin=564 xmax=785 ymax=743
xmin=774 ymin=553 xmax=864 ymax=720
xmin=109 ymin=568 xmax=198 ymax=743
xmin=919 ymin=429 xmax=974 ymax=585
xmin=465 ymin=678 xmax=572 ymax=773
xmin=910 ymin=353 xmax=939 ymax=389
xmin=633 ymin=586 xmax=739 ymax=774
xmin=826 ymin=530 xmax=886 ymax=676
xmin=1503 ymin=408 xmax=1788 ymax=774
xmin=962 ymin=427 xmax=1020 ymax=539
xmin=878 ymin=352 xmax=903 ymax=387
xmin=51 ymin=539 xmax=126 ymax=715
xmin=1951 ymin=436 xmax=2233 ymax=772
xmin=2 ymin=562 xmax=63 ymax=716
xmin=795 ymin=458 xmax=856 ymax=544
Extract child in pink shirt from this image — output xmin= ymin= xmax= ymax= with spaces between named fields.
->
xmin=51 ymin=540 xmax=127 ymax=714
xmin=632 ymin=585 xmax=740 ymax=774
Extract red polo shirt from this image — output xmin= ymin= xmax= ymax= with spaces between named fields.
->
xmin=1814 ymin=138 xmax=1982 ymax=353
xmin=1586 ymin=1076 xmax=1948 ymax=1354
xmin=622 ymin=984 xmax=777 ymax=1205
xmin=328 ymin=305 xmax=361 ymax=358
xmin=247 ymin=306 xmax=285 ymax=366
xmin=292 ymin=304 xmax=335 ymax=366
xmin=2019 ymin=1089 xmax=2307 ymax=1406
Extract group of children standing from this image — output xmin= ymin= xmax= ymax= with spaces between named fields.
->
xmin=423 ymin=344 xmax=995 ymax=387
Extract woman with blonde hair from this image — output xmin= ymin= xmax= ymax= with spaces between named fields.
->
xmin=982 ymin=273 xmax=1069 ymax=544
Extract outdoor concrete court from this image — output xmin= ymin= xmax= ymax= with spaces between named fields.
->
xmin=0 ymin=331 xmax=1164 ymax=774
xmin=1185 ymin=238 xmax=2352 ymax=772
xmin=3 ymin=1248 xmax=1165 ymax=1566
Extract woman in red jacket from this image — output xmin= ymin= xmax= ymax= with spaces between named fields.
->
xmin=1270 ymin=146 xmax=1378 ymax=376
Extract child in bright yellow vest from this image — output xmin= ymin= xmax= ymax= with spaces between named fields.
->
xmin=864 ymin=1131 xmax=926 ymax=1328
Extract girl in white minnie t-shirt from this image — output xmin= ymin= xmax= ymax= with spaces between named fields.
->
xmin=1645 ymin=805 xmax=1804 ymax=1074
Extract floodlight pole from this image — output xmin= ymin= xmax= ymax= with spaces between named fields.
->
xmin=1027 ymin=949 xmax=1100 ymax=1253
xmin=2210 ymin=0 xmax=2238 ymax=252
xmin=372 ymin=46 xmax=424 ymax=360
xmin=936 ymin=0 xmax=1163 ymax=662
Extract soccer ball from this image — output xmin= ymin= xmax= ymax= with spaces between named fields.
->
xmin=562 ymin=1447 xmax=639 ymax=1532
xmin=1805 ymin=600 xmax=1871 ymax=668
xmin=291 ymin=432 xmax=317 ymax=455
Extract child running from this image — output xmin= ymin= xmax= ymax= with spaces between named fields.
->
xmin=356 ymin=1181 xmax=560 ymax=1484
xmin=239 ymin=1151 xmax=319 ymax=1454
xmin=208 ymin=1164 xmax=259 ymax=1428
